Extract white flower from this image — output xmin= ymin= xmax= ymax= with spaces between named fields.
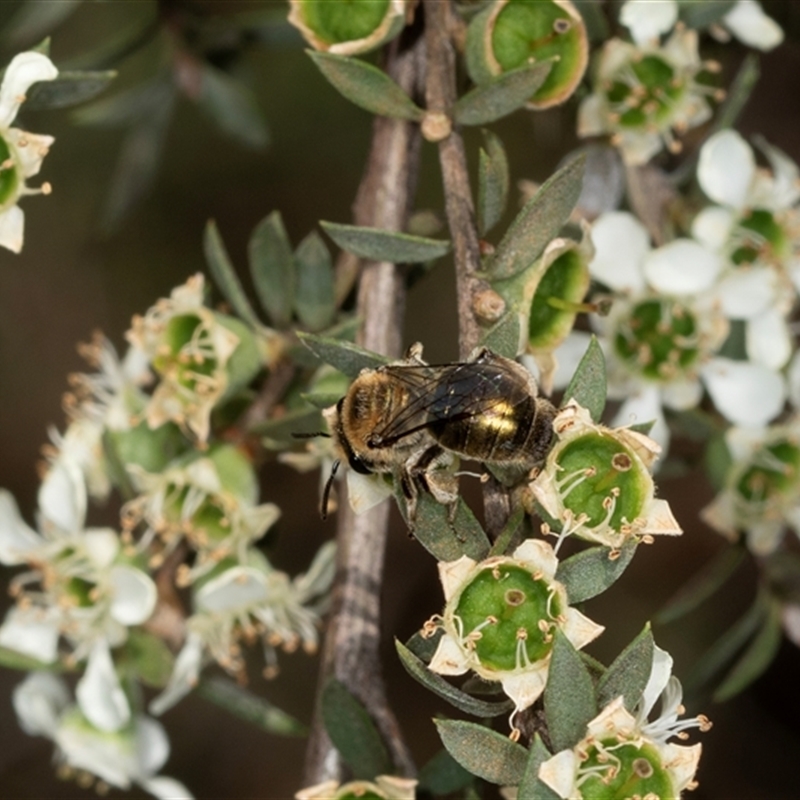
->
xmin=427 ymin=539 xmax=603 ymax=738
xmin=13 ymin=671 xmax=193 ymax=799
xmin=578 ymin=29 xmax=714 ymax=165
xmin=620 ymin=0 xmax=678 ymax=46
xmin=0 ymin=52 xmax=58 ymax=253
xmin=150 ymin=542 xmax=336 ymax=714
xmin=560 ymin=212 xmax=777 ymax=452
xmin=693 ymin=129 xmax=800 ymax=369
xmin=539 ymin=647 xmax=708 ymax=799
xmin=0 ymin=459 xmax=156 ymax=663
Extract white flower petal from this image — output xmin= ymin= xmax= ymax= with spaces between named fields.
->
xmin=550 ymin=332 xmax=596 ymax=392
xmin=715 ymin=266 xmax=777 ymax=319
xmin=13 ymin=672 xmax=69 ymax=737
xmin=562 ymin=607 xmax=605 ymax=650
xmin=39 ymin=457 xmax=87 ymax=533
xmin=512 ymin=539 xmax=558 ymax=581
xmin=135 ymin=716 xmax=171 ymax=776
xmin=293 ymin=540 xmax=337 ymax=604
xmin=612 ymin=385 xmax=670 ymax=453
xmin=755 ymin=136 xmax=800 ymax=209
xmin=140 ymin=776 xmax=195 ymax=800
xmin=0 ymin=489 xmax=42 ymax=564
xmin=347 ymin=470 xmax=393 ymax=514
xmin=620 ymin=0 xmax=678 ymax=45
xmin=589 ymin=212 xmax=650 ymax=293
xmin=746 ymin=309 xmax=792 ymax=369
xmin=84 ymin=528 xmax=120 ymax=568
xmin=149 ymin=633 xmax=204 ymax=716
xmin=643 ymin=239 xmax=722 ymax=294
xmin=501 ymin=665 xmax=548 ymax=711
xmin=781 ymin=604 xmax=800 ymax=647
xmin=576 ymin=93 xmax=606 ymax=138
xmin=702 ymin=357 xmax=786 ymax=426
xmin=690 ymin=206 xmax=735 ymax=251
xmin=0 ymin=204 xmax=24 ymax=253
xmin=538 ymin=749 xmax=579 ymax=799
xmin=109 ymin=565 xmax=157 ymax=626
xmin=0 ymin=606 xmax=60 ymax=663
xmin=639 ymin=645 xmax=673 ymax=720
xmin=724 ymin=0 xmax=783 ymax=51
xmin=437 ymin=555 xmax=477 ymax=602
xmin=660 ymin=377 xmax=703 ymax=411
xmin=0 ymin=52 xmax=58 ymax=128
xmin=76 ymin=640 xmax=131 ymax=733
xmin=788 ymin=351 xmax=800 ymax=410
xmin=7 ymin=129 xmax=54 ymax=177
xmin=698 ymin=129 xmax=756 ymax=209
xmin=55 ymin=716 xmax=135 ymax=789
xmin=195 ymin=566 xmax=269 ymax=613
xmin=428 ymin=633 xmax=469 ymax=676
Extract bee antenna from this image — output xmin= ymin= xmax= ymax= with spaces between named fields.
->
xmin=321 ymin=459 xmax=340 ymax=520
xmin=292 ymin=431 xmax=332 ymax=439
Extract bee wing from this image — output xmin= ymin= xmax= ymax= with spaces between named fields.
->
xmin=374 ymin=360 xmax=531 ymax=446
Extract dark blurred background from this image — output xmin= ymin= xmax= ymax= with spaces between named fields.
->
xmin=0 ymin=1 xmax=799 ymax=798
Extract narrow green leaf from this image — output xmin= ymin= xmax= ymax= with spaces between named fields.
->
xmin=489 ymin=155 xmax=586 ymax=280
xmin=597 ymin=625 xmax=654 ymax=711
xmin=308 ymin=51 xmax=425 ymax=121
xmin=294 ymin=230 xmax=336 ymax=332
xmin=321 ymin=221 xmax=450 ymax=264
xmin=0 ymin=647 xmax=63 ymax=672
xmin=714 ymin=598 xmax=783 ymax=701
xmin=573 ymin=0 xmax=610 ymax=42
xmin=124 ymin=630 xmax=174 ymax=689
xmin=301 ymin=391 xmax=343 ymax=410
xmin=435 ymin=719 xmax=529 ymax=785
xmin=562 ymin=335 xmax=606 ymax=422
xmin=297 ymin=332 xmax=389 ymax=378
xmin=249 ymin=211 xmax=295 ymax=329
xmin=677 ymin=0 xmax=736 ymax=28
xmin=198 ymin=63 xmax=269 ymax=149
xmin=2 ymin=0 xmax=81 ymax=47
xmin=25 ymin=70 xmax=117 ymax=110
xmin=454 ymin=61 xmax=553 ymax=126
xmin=419 ymin=748 xmax=474 ymax=795
xmin=518 ymin=735 xmax=559 ymax=800
xmin=406 ymin=627 xmax=444 ymax=664
xmin=685 ymin=594 xmax=767 ymax=694
xmin=203 ymin=221 xmax=262 ymax=328
xmin=712 ymin=53 xmax=760 ymax=134
xmin=480 ymin=311 xmax=521 ymax=359
xmin=556 ymin=540 xmax=637 ymax=604
xmin=395 ymin=640 xmax=514 ymax=718
xmin=405 ymin=493 xmax=491 ymax=562
xmin=252 ymin=406 xmax=324 ymax=440
xmin=628 ymin=420 xmax=655 ymax=436
xmin=489 ymin=507 xmax=525 ymax=558
xmin=322 ymin=678 xmax=391 ymax=778
xmin=198 ymin=677 xmax=306 ymax=736
xmin=656 ymin=546 xmax=744 ymax=624
xmin=478 ymin=130 xmax=510 ymax=236
xmin=544 ymin=630 xmax=597 ymax=753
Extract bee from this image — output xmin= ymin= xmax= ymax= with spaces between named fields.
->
xmin=321 ymin=343 xmax=557 ymax=521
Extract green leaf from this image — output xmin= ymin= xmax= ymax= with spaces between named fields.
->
xmin=405 ymin=627 xmax=444 ymax=663
xmin=556 ymin=540 xmax=637 ymax=604
xmin=705 ymin=434 xmax=733 ymax=493
xmin=478 ymin=130 xmax=510 ymax=236
xmin=321 ymin=221 xmax=450 ymax=263
xmin=308 ymin=51 xmax=425 ymax=121
xmin=656 ymin=547 xmax=745 ymax=625
xmin=0 ymin=646 xmax=63 ymax=672
xmin=25 ymin=70 xmax=117 ymax=110
xmin=628 ymin=420 xmax=655 ymax=436
xmin=124 ymin=630 xmax=174 ymax=689
xmin=544 ymin=630 xmax=597 ymax=753
xmin=714 ymin=598 xmax=783 ymax=701
xmin=2 ymin=0 xmax=81 ymax=47
xmin=489 ymin=155 xmax=586 ymax=280
xmin=395 ymin=640 xmax=514 ymax=718
xmin=322 ymin=678 xmax=391 ymax=779
xmin=294 ymin=230 xmax=336 ymax=332
xmin=297 ymin=332 xmax=389 ymax=378
xmin=249 ymin=211 xmax=295 ymax=328
xmin=489 ymin=507 xmax=525 ymax=558
xmin=685 ymin=594 xmax=767 ymax=694
xmin=677 ymin=0 xmax=736 ymax=28
xmin=597 ymin=625 xmax=654 ymax=711
xmin=453 ymin=61 xmax=553 ymax=126
xmin=518 ymin=735 xmax=559 ymax=800
xmin=480 ymin=311 xmax=521 ymax=359
xmin=198 ymin=677 xmax=306 ymax=736
xmin=405 ymin=493 xmax=491 ymax=562
xmin=562 ymin=335 xmax=606 ymax=422
xmin=203 ymin=221 xmax=262 ymax=328
xmin=252 ymin=406 xmax=324 ymax=440
xmin=434 ymin=719 xmax=529 ymax=785
xmin=573 ymin=0 xmax=610 ymax=42
xmin=198 ymin=63 xmax=269 ymax=150
xmin=419 ymin=748 xmax=474 ymax=795
xmin=712 ymin=53 xmax=760 ymax=135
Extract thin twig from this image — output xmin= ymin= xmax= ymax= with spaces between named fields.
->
xmin=303 ymin=31 xmax=424 ymax=785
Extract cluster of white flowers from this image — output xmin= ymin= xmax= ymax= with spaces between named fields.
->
xmin=0 ymin=275 xmax=335 ymax=797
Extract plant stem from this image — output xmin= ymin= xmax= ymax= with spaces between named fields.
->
xmin=423 ymin=0 xmax=510 ymax=536
xmin=303 ymin=32 xmax=423 ymax=786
